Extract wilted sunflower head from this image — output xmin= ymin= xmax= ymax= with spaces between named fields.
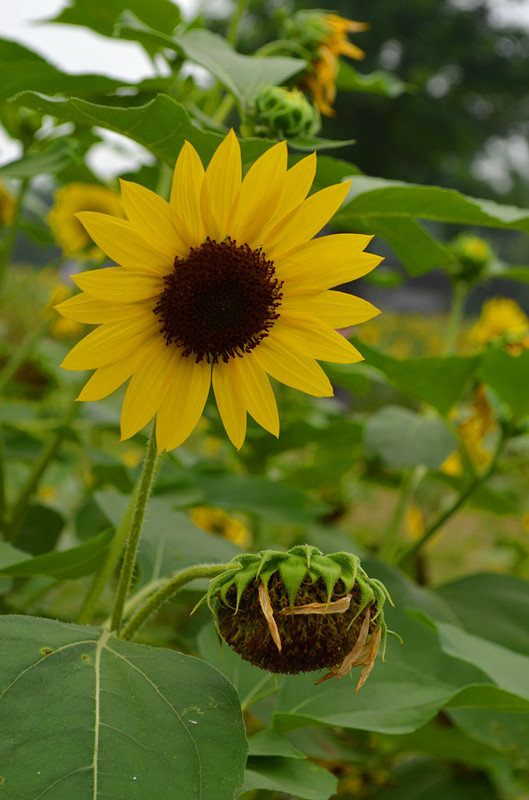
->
xmin=198 ymin=545 xmax=396 ymax=690
xmin=55 ymin=131 xmax=381 ymax=452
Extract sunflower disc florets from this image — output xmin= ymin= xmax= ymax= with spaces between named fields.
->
xmin=198 ymin=545 xmax=397 ymax=690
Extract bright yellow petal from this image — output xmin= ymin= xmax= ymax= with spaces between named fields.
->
xmin=170 ymin=141 xmax=206 ymax=247
xmin=119 ymin=179 xmax=188 ymax=258
xmin=230 ymin=353 xmax=279 ymax=437
xmin=72 ymin=268 xmax=164 ymax=303
xmin=262 ymin=180 xmax=351 ymax=260
xmin=120 ymin=339 xmax=181 ymax=441
xmin=156 ymin=356 xmax=211 ymax=451
xmin=276 ymin=234 xmax=381 ymax=293
xmin=60 ymin=315 xmax=159 ymax=371
xmin=261 ymin=153 xmax=317 ymax=239
xmin=76 ymin=212 xmax=173 ymax=275
xmin=55 ymin=293 xmax=152 ymax=324
xmin=281 ymin=291 xmax=380 ymax=327
xmin=212 ymin=359 xmax=247 ymax=449
xmin=254 ymin=337 xmax=333 ymax=397
xmin=229 ymin=141 xmax=287 ymax=247
xmin=77 ymin=347 xmax=145 ymax=401
xmin=273 ymin=315 xmax=363 ymax=363
xmin=200 ymin=130 xmax=241 ymax=242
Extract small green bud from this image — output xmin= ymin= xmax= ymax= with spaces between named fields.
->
xmin=449 ymin=234 xmax=494 ymax=283
xmin=243 ymin=86 xmax=321 ymax=140
xmin=197 ymin=546 xmax=398 ymax=689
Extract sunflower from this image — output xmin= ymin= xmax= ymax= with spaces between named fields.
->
xmin=48 ymin=182 xmax=122 ymax=257
xmin=55 ymin=131 xmax=381 ymax=451
xmin=306 ymin=14 xmax=368 ymax=117
xmin=470 ymin=297 xmax=529 ymax=353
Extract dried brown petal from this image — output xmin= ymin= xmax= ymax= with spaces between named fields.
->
xmin=279 ymin=594 xmax=352 ymax=616
xmin=258 ymin=582 xmax=282 ymax=652
xmin=355 ymin=625 xmax=381 ymax=692
xmin=315 ymin=610 xmax=371 ymax=684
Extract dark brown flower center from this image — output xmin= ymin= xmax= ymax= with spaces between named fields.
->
xmin=154 ymin=237 xmax=283 ymax=363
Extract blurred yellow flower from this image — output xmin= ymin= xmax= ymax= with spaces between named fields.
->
xmin=306 ymin=14 xmax=367 ymax=117
xmin=37 ymin=485 xmax=58 ymax=503
xmin=46 ymin=282 xmax=84 ymax=339
xmin=404 ymin=505 xmax=425 ymax=540
xmin=191 ymin=506 xmax=251 ymax=547
xmin=48 ymin=183 xmax=122 ymax=257
xmin=120 ymin=447 xmax=144 ymax=469
xmin=441 ymin=385 xmax=496 ymax=475
xmin=470 ymin=297 xmax=529 ymax=351
xmin=0 ymin=180 xmax=16 ymax=225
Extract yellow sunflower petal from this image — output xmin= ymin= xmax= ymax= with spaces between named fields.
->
xmin=230 ymin=353 xmax=279 ymax=437
xmin=60 ymin=315 xmax=159 ymax=370
xmin=77 ymin=347 xmax=145 ymax=401
xmin=119 ymin=179 xmax=187 ymax=258
xmin=254 ymin=337 xmax=333 ymax=397
xmin=170 ymin=141 xmax=206 ymax=247
xmin=72 ymin=268 xmax=164 ymax=303
xmin=120 ymin=339 xmax=181 ymax=441
xmin=76 ymin=212 xmax=173 ymax=275
xmin=229 ymin=141 xmax=287 ymax=247
xmin=273 ymin=315 xmax=363 ymax=363
xmin=54 ymin=293 xmax=152 ymax=324
xmin=156 ymin=356 xmax=211 ymax=451
xmin=281 ymin=291 xmax=380 ymax=327
xmin=276 ymin=234 xmax=381 ymax=293
xmin=200 ymin=130 xmax=241 ymax=242
xmin=212 ymin=359 xmax=247 ymax=449
xmin=263 ymin=180 xmax=351 ymax=260
xmin=269 ymin=153 xmax=317 ymax=226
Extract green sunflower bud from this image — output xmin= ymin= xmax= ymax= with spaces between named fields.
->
xmin=197 ymin=545 xmax=398 ymax=689
xmin=449 ymin=234 xmax=494 ymax=283
xmin=243 ymin=86 xmax=321 ymax=140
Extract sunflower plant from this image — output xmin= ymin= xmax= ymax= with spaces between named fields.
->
xmin=1 ymin=2 xmax=529 ymax=799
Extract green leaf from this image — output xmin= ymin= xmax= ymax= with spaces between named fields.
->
xmin=0 ymin=529 xmax=113 ymax=579
xmin=364 ymin=406 xmax=457 ymax=470
xmin=248 ymin=730 xmax=305 ymax=759
xmin=242 ymin=756 xmax=337 ymax=800
xmin=434 ymin=573 xmax=529 ymax=655
xmin=191 ymin=473 xmax=330 ymax=525
xmin=172 ymin=29 xmax=306 ymax=104
xmin=370 ymin=759 xmax=497 ymax=800
xmin=337 ymin=63 xmax=408 ymax=97
xmin=0 ymin=139 xmax=80 ymax=178
xmin=13 ymin=92 xmax=274 ymax=169
xmin=449 ymin=707 xmax=529 ymax=755
xmin=478 ymin=347 xmax=529 ymax=421
xmin=94 ymin=490 xmax=240 ymax=587
xmin=287 ymin=135 xmax=355 ymax=151
xmin=16 ymin=503 xmax=64 ymax=556
xmin=367 ymin=217 xmax=456 ymax=276
xmin=0 ymin=615 xmax=246 ymax=798
xmin=197 ymin=624 xmax=279 ymax=711
xmin=48 ymin=0 xmax=181 ymax=38
xmin=353 ymin=340 xmax=480 ymax=415
xmin=0 ymin=541 xmax=31 ymax=570
xmin=0 ymin=38 xmax=128 ymax=101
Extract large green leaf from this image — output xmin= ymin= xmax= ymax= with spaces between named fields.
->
xmin=241 ymin=755 xmax=336 ymax=800
xmin=0 ymin=139 xmax=80 ymax=178
xmin=94 ymin=490 xmax=240 ymax=588
xmin=48 ymin=0 xmax=181 ymax=38
xmin=0 ymin=38 xmax=127 ymax=101
xmin=0 ymin=529 xmax=113 ymax=580
xmin=478 ymin=347 xmax=529 ymax=421
xmin=337 ymin=63 xmax=408 ymax=97
xmin=13 ymin=92 xmax=273 ymax=168
xmin=364 ymin=406 xmax=457 ymax=470
xmin=351 ymin=340 xmax=480 ymax=416
xmin=0 ymin=615 xmax=246 ymax=798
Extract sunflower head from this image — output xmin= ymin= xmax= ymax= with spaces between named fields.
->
xmin=191 ymin=505 xmax=251 ymax=547
xmin=244 ymin=85 xmax=321 ymax=140
xmin=48 ymin=182 xmax=122 ymax=257
xmin=198 ymin=545 xmax=395 ymax=689
xmin=55 ymin=131 xmax=381 ymax=452
xmin=449 ymin=233 xmax=493 ymax=283
xmin=470 ymin=297 xmax=529 ymax=350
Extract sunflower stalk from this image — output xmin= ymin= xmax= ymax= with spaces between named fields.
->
xmin=120 ymin=563 xmax=229 ymax=641
xmin=379 ymin=465 xmax=426 ymax=563
xmin=110 ymin=425 xmax=162 ymax=634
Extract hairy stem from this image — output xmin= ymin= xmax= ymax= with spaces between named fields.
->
xmin=110 ymin=426 xmax=161 ymax=634
xmin=120 ymin=563 xmax=229 ymax=641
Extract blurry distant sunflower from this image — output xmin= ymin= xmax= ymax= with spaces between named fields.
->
xmin=470 ymin=297 xmax=529 ymax=354
xmin=441 ymin=385 xmax=496 ymax=476
xmin=0 ymin=180 xmax=16 ymax=225
xmin=191 ymin=506 xmax=251 ymax=547
xmin=56 ymin=131 xmax=380 ymax=451
xmin=282 ymin=10 xmax=367 ymax=117
xmin=48 ymin=182 xmax=122 ymax=258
